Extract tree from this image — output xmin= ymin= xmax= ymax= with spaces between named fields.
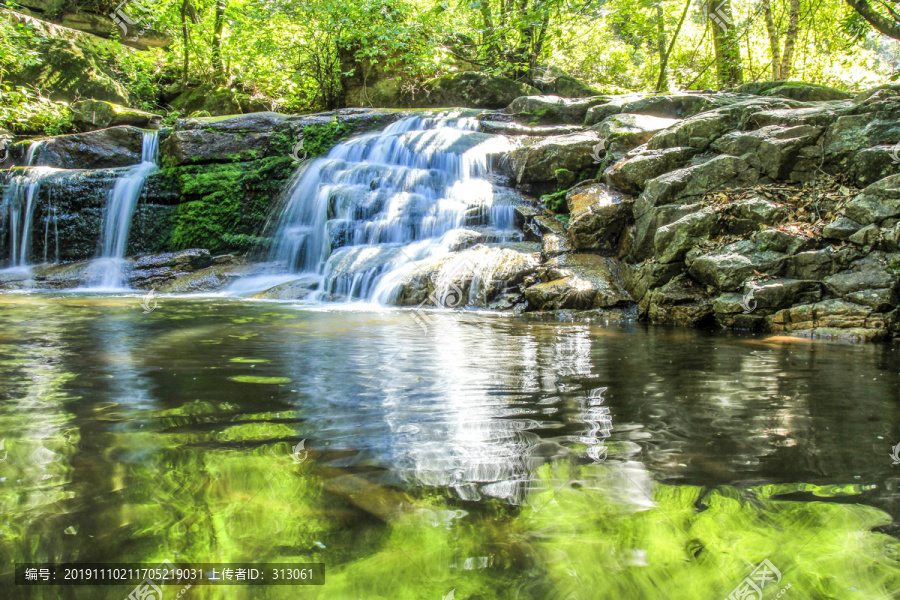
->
xmin=211 ymin=0 xmax=227 ymax=81
xmin=707 ymin=0 xmax=743 ymax=87
xmin=844 ymin=0 xmax=900 ymax=40
xmin=762 ymin=0 xmax=801 ymax=79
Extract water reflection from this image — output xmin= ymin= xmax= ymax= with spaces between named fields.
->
xmin=0 ymin=295 xmax=898 ymax=599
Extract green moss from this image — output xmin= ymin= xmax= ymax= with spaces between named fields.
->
xmin=166 ymin=155 xmax=295 ymax=254
xmin=555 ymin=168 xmax=575 ymax=188
xmin=541 ymin=189 xmax=569 ymax=214
xmin=301 ymin=118 xmax=354 ymax=157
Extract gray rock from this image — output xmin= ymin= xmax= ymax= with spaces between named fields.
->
xmin=505 ymin=95 xmax=609 ymax=125
xmin=843 ymin=174 xmax=900 ymax=226
xmin=637 ymin=155 xmax=758 ymax=214
xmin=710 ymin=124 xmax=823 ymax=179
xmin=688 ymin=241 xmax=787 ymax=291
xmin=654 ymin=207 xmax=720 ymax=263
xmin=822 ymin=216 xmax=864 ymax=240
xmin=505 ymin=130 xmax=602 ymax=184
xmin=605 ymin=146 xmax=697 ymax=195
xmin=565 ymin=182 xmax=633 ymax=251
xmin=593 ymin=113 xmax=680 ymax=156
xmin=30 ymin=126 xmax=144 ymax=169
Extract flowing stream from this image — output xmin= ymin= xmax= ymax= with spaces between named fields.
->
xmin=0 ymin=141 xmax=55 ymax=268
xmin=234 ymin=112 xmax=522 ymax=303
xmin=92 ymin=130 xmax=159 ymax=289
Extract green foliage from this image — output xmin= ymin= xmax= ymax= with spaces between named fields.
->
xmin=0 ymin=84 xmax=74 ymax=135
xmin=542 ymin=188 xmax=569 ymax=214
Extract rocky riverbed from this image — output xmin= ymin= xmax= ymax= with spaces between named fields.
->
xmin=2 ymin=81 xmax=899 ymax=341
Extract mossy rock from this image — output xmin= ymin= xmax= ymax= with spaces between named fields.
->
xmin=169 ymin=83 xmax=267 ymax=116
xmin=736 ymin=81 xmax=850 ymax=102
xmin=415 ymin=71 xmax=540 ymax=109
xmin=71 ymin=100 xmax=161 ymax=131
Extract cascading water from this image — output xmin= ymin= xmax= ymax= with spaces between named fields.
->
xmin=0 ymin=141 xmax=57 ymax=269
xmin=241 ymin=112 xmax=522 ymax=303
xmin=92 ymin=131 xmax=159 ymax=289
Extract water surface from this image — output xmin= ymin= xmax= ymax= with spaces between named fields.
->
xmin=1 ymin=294 xmax=899 ymax=599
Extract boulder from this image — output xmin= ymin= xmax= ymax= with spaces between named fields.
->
xmin=822 ymin=216 xmax=864 ymax=241
xmin=169 ymin=83 xmax=268 ymax=116
xmin=785 ymin=247 xmax=861 ymax=280
xmin=823 ymin=112 xmax=900 ymax=181
xmin=724 ymin=195 xmax=790 ymax=234
xmin=620 ymin=93 xmax=741 ymax=119
xmin=605 ymin=146 xmax=697 ymax=195
xmin=654 ymin=207 xmax=720 ymax=263
xmin=687 ymin=240 xmax=788 ymax=291
xmin=505 ymin=130 xmax=602 ymax=184
xmin=755 ymin=228 xmax=814 ymax=255
xmin=710 ymin=124 xmax=823 ymax=180
xmin=843 ymin=175 xmax=900 ymax=226
xmin=525 ymin=254 xmax=631 ymax=309
xmin=505 ymin=95 xmax=609 ymax=125
xmin=637 ymin=155 xmax=758 ymax=215
xmin=647 ymin=98 xmax=798 ymax=151
xmin=129 ymin=249 xmax=213 ymax=288
xmin=624 ymin=260 xmax=684 ymax=303
xmin=30 ymin=126 xmax=144 ymax=169
xmin=736 ymin=81 xmax=851 ymax=102
xmin=417 ymin=72 xmax=540 ymax=109
xmin=822 ymin=253 xmax=899 ymax=311
xmin=532 ymin=67 xmax=603 ymax=98
xmin=771 ymin=299 xmax=890 ymax=340
xmin=70 ymin=100 xmax=161 ymax=131
xmin=565 ymin=183 xmax=634 ymax=251
xmin=643 ymin=275 xmax=714 ymax=326
xmin=751 ymin=104 xmax=853 ymax=128
xmin=629 ymin=202 xmax=704 ymax=262
xmin=583 ymin=94 xmax=646 ymax=126
xmin=593 ymin=113 xmax=680 ymax=156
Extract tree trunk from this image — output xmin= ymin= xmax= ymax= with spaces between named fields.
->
xmin=181 ymin=0 xmax=190 ymax=85
xmin=779 ymin=0 xmax=801 ymax=79
xmin=708 ymin=0 xmax=743 ymax=88
xmin=844 ymin=0 xmax=900 ymax=41
xmin=762 ymin=0 xmax=782 ymax=79
xmin=656 ymin=4 xmax=668 ymax=91
xmin=211 ymin=0 xmax=228 ymax=81
xmin=656 ymin=0 xmax=691 ymax=92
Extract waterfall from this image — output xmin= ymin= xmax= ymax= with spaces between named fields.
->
xmin=0 ymin=141 xmax=56 ymax=269
xmin=93 ymin=131 xmax=159 ymax=289
xmin=241 ymin=112 xmax=521 ymax=302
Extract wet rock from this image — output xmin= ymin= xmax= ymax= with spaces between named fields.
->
xmin=643 ymin=274 xmax=714 ymax=326
xmin=565 ymin=183 xmax=634 ymax=251
xmin=542 ymin=233 xmax=574 ymax=259
xmin=593 ymin=113 xmax=680 ymax=156
xmin=771 ymin=299 xmax=890 ymax=340
xmin=624 ymin=260 xmax=684 ymax=303
xmin=687 ymin=240 xmax=788 ymax=291
xmin=30 ymin=126 xmax=144 ymax=169
xmin=505 ymin=95 xmax=609 ymax=125
xmin=605 ymin=146 xmax=697 ymax=195
xmin=160 ymin=263 xmax=255 ymax=293
xmin=505 ymin=130 xmax=602 ymax=185
xmin=710 ymin=124 xmax=823 ymax=179
xmin=248 ymin=277 xmax=320 ymax=300
xmin=71 ymin=100 xmax=161 ymax=132
xmin=525 ymin=254 xmax=631 ymax=309
xmin=129 ymin=249 xmax=213 ymax=289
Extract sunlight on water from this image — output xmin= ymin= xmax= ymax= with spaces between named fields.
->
xmin=0 ymin=295 xmax=899 ymax=598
